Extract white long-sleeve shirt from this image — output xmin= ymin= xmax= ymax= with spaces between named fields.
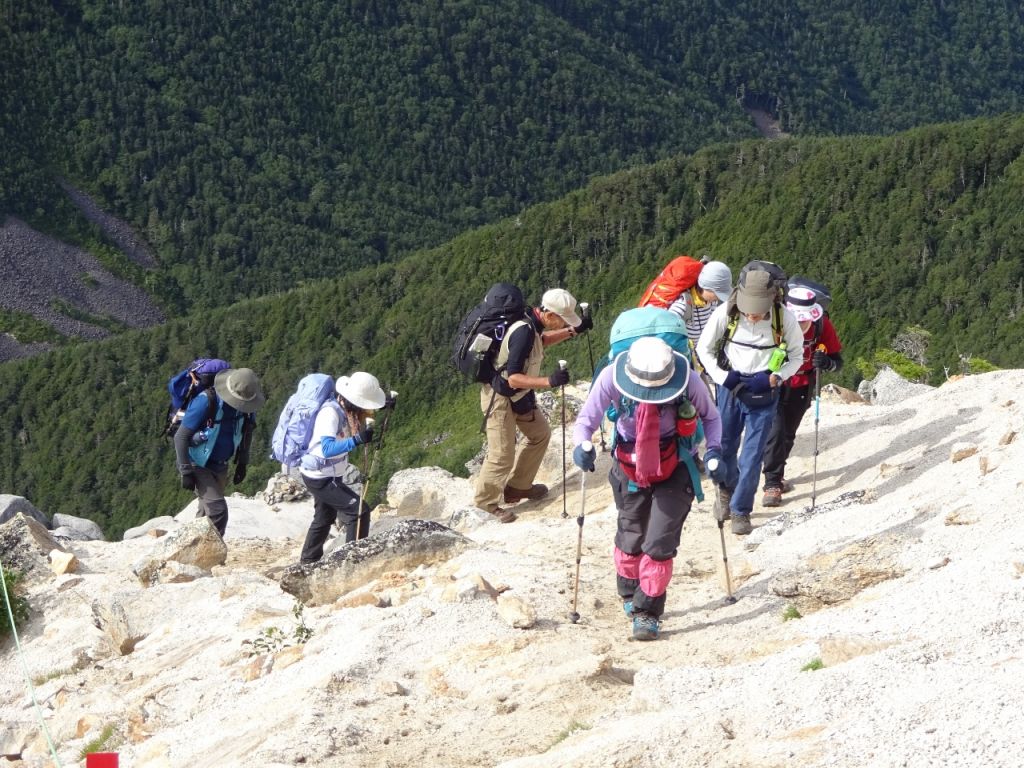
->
xmin=696 ymin=303 xmax=805 ymax=384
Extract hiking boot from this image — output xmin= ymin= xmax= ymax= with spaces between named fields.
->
xmin=713 ymin=486 xmax=733 ymax=522
xmin=761 ymin=487 xmax=782 ymax=507
xmin=503 ymin=483 xmax=549 ymax=503
xmin=488 ymin=506 xmax=517 ymax=524
xmin=731 ymin=515 xmax=753 ymax=535
xmin=632 ymin=612 xmax=660 ymax=641
xmin=780 ymin=479 xmax=795 ymax=493
xmin=622 ymin=599 xmax=634 ymax=617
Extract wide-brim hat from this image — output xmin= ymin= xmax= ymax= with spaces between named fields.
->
xmin=612 ymin=337 xmax=690 ymax=404
xmin=785 ymin=286 xmax=824 ymax=322
xmin=214 ymin=368 xmax=266 ymax=414
xmin=336 ymin=371 xmax=387 ymax=410
xmin=736 ymin=270 xmax=775 ymax=315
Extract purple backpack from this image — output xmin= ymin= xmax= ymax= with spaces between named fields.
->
xmin=163 ymin=358 xmax=231 ymax=437
xmin=271 ymin=373 xmax=337 ymax=467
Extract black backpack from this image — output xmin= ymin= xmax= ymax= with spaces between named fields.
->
xmin=737 ymin=260 xmax=788 ymax=304
xmin=787 ymin=275 xmax=832 ymax=313
xmin=452 ymin=283 xmax=530 ymax=383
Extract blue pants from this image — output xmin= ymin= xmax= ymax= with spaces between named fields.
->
xmin=716 ymin=384 xmax=778 ymax=517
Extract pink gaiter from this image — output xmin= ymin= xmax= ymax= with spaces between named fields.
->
xmin=613 ymin=547 xmax=641 ymax=579
xmin=639 ymin=554 xmax=674 ymax=597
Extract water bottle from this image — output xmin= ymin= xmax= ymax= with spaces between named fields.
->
xmin=767 ymin=342 xmax=788 ymax=373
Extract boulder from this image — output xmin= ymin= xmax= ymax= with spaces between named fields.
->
xmin=386 ymin=467 xmax=473 ymax=520
xmin=0 ymin=495 xmax=48 ymax=527
xmin=132 ymin=517 xmax=227 ymax=587
xmin=280 ymin=519 xmax=471 ymax=606
xmin=51 ymin=513 xmax=105 ymax=541
xmin=0 ymin=513 xmax=67 ymax=579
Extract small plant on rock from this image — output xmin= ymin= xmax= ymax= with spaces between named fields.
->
xmin=801 ymin=658 xmax=825 ymax=672
xmin=1 ymin=568 xmax=30 ymax=639
xmin=782 ymin=604 xmax=802 ymax=621
xmin=243 ymin=600 xmax=314 ymax=657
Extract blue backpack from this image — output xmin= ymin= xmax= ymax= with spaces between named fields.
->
xmin=163 ymin=358 xmax=231 ymax=437
xmin=595 ymin=306 xmax=692 ymax=378
xmin=271 ymin=373 xmax=337 ymax=467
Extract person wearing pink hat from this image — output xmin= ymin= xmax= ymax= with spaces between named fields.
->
xmin=761 ymin=285 xmax=843 ymax=507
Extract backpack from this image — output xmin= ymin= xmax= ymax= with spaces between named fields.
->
xmin=716 ymin=261 xmax=789 ymax=369
xmin=163 ymin=358 xmax=231 ymax=437
xmin=787 ymin=275 xmax=832 ymax=313
xmin=452 ymin=283 xmax=530 ymax=383
xmin=270 ymin=373 xmax=337 ymax=467
xmin=594 ymin=306 xmax=692 ymax=379
xmin=638 ymin=255 xmax=707 ymax=309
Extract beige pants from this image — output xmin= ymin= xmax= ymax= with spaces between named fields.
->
xmin=474 ymin=388 xmax=551 ymax=511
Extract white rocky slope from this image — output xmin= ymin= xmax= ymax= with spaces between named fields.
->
xmin=1 ymin=370 xmax=1023 ymax=768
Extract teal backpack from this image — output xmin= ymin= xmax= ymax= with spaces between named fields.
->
xmin=595 ymin=306 xmax=692 ymax=378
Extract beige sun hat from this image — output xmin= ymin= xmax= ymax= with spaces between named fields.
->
xmin=335 ymin=371 xmax=387 ymax=410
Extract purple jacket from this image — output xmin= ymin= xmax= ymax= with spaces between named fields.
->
xmin=572 ymin=364 xmax=722 ymax=453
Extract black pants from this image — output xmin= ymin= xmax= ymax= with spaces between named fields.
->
xmin=299 ymin=475 xmax=370 ymax=563
xmin=762 ymin=383 xmax=812 ymax=489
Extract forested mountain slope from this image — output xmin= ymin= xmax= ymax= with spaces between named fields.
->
xmin=2 ymin=115 xmax=1023 ymax=538
xmin=3 ymin=0 xmax=1024 ymax=318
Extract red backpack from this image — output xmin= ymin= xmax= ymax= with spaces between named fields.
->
xmin=638 ymin=255 xmax=706 ymax=309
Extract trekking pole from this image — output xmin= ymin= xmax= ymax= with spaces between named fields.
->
xmin=579 ymin=302 xmax=607 ymax=452
xmin=559 ymin=359 xmax=569 ymax=519
xmin=569 ymin=440 xmax=591 ymax=623
xmin=357 ymin=417 xmax=376 ymax=516
xmin=357 ymin=390 xmax=398 ymax=516
xmin=811 ymin=345 xmax=825 ymax=511
xmin=708 ymin=458 xmax=737 ymax=605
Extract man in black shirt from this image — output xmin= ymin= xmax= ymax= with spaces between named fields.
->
xmin=474 ymin=288 xmax=589 ymax=522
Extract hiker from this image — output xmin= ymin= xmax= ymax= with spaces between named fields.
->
xmin=174 ymin=368 xmax=264 ymax=537
xmin=639 ymin=256 xmax=733 ymax=371
xmin=298 ymin=372 xmax=387 ymax=562
xmin=572 ymin=336 xmax=722 ymax=640
xmin=695 ymin=267 xmax=804 ymax=535
xmin=474 ymin=287 xmax=590 ymax=523
xmin=761 ymin=285 xmax=843 ymax=506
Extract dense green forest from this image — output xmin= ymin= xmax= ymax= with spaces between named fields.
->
xmin=3 ymin=0 xmax=1024 ymax=317
xmin=2 ymin=115 xmax=1023 ymax=538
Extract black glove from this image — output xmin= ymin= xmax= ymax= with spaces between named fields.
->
xmin=548 ymin=367 xmax=570 ymax=388
xmin=812 ymin=350 xmax=834 ymax=371
xmin=354 ymin=426 xmax=374 ymax=446
xmin=575 ymin=315 xmax=594 ymax=334
xmin=704 ymin=449 xmax=728 ymax=485
xmin=233 ymin=464 xmax=247 ymax=485
xmin=573 ymin=444 xmax=596 ymax=472
xmin=180 ymin=472 xmax=196 ymax=491
xmin=384 ymin=393 xmax=398 ymax=409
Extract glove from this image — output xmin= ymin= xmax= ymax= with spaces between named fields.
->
xmin=548 ymin=367 xmax=570 ymax=388
xmin=703 ymin=449 xmax=728 ymax=484
xmin=812 ymin=349 xmax=834 ymax=371
xmin=384 ymin=393 xmax=398 ymax=409
xmin=573 ymin=444 xmax=596 ymax=472
xmin=180 ymin=472 xmax=196 ymax=491
xmin=723 ymin=370 xmax=741 ymax=391
xmin=575 ymin=314 xmax=594 ymax=334
xmin=747 ymin=371 xmax=772 ymax=393
xmin=354 ymin=426 xmax=374 ymax=446
xmin=233 ymin=464 xmax=247 ymax=485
